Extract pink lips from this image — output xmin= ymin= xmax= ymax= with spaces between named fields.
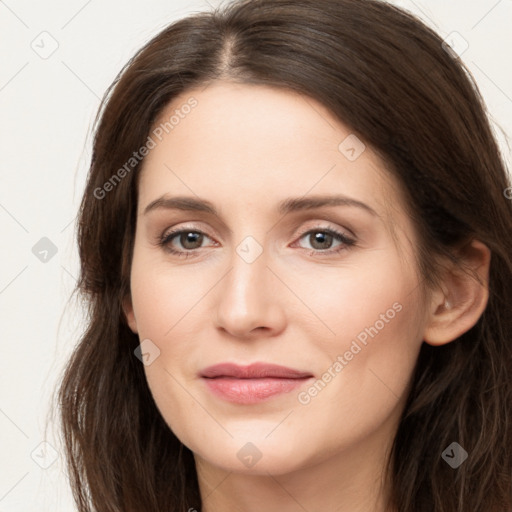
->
xmin=200 ymin=362 xmax=314 ymax=404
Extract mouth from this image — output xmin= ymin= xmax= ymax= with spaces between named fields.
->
xmin=199 ymin=362 xmax=314 ymax=404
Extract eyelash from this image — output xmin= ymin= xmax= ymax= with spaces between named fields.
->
xmin=157 ymin=225 xmax=356 ymax=259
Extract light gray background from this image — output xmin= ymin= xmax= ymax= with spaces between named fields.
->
xmin=0 ymin=0 xmax=511 ymax=510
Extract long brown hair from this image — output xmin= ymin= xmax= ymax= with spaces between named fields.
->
xmin=56 ymin=0 xmax=512 ymax=510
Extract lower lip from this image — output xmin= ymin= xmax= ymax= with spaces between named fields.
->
xmin=202 ymin=377 xmax=312 ymax=404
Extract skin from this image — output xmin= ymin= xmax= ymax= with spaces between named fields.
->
xmin=123 ymin=81 xmax=490 ymax=512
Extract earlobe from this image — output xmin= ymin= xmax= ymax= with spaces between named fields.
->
xmin=122 ymin=294 xmax=139 ymax=334
xmin=423 ymin=239 xmax=491 ymax=346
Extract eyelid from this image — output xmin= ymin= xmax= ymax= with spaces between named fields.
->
xmin=157 ymin=220 xmax=357 ymax=256
xmin=160 ymin=223 xmax=213 ymax=241
xmin=159 ymin=219 xmax=354 ymax=239
xmin=290 ymin=224 xmax=356 ymax=254
xmin=293 ymin=221 xmax=355 ymax=240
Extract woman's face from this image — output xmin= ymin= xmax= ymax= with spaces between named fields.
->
xmin=124 ymin=81 xmax=431 ymax=476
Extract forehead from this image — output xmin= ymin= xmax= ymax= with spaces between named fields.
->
xmin=138 ymin=81 xmax=408 ymax=233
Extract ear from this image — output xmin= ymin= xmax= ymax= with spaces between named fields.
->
xmin=122 ymin=294 xmax=139 ymax=334
xmin=423 ymin=239 xmax=491 ymax=346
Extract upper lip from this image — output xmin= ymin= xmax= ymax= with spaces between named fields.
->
xmin=200 ymin=362 xmax=313 ymax=379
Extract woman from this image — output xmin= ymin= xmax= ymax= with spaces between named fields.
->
xmin=57 ymin=0 xmax=512 ymax=510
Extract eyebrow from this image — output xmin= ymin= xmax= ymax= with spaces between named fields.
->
xmin=143 ymin=194 xmax=378 ymax=217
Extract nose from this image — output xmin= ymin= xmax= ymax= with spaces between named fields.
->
xmin=214 ymin=248 xmax=287 ymax=339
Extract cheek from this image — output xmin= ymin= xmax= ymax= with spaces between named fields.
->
xmin=295 ymin=257 xmax=424 ymax=426
xmin=128 ymin=255 xmax=217 ymax=441
xmin=129 ymin=253 xmax=212 ymax=341
xmin=301 ymin=279 xmax=424 ymax=438
xmin=290 ymin=251 xmax=420 ymax=347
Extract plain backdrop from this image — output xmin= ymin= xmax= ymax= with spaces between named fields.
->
xmin=0 ymin=0 xmax=511 ymax=510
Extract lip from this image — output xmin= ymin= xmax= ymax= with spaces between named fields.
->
xmin=200 ymin=362 xmax=314 ymax=404
xmin=200 ymin=362 xmax=313 ymax=379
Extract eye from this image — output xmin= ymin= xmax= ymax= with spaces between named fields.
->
xmin=156 ymin=225 xmax=356 ymax=258
xmin=293 ymin=227 xmax=356 ymax=255
xmin=158 ymin=228 xmax=216 ymax=257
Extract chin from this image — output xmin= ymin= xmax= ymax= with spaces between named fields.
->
xmin=188 ymin=434 xmax=318 ymax=476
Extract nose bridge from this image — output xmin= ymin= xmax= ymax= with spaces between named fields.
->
xmin=214 ymin=234 xmax=285 ymax=336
